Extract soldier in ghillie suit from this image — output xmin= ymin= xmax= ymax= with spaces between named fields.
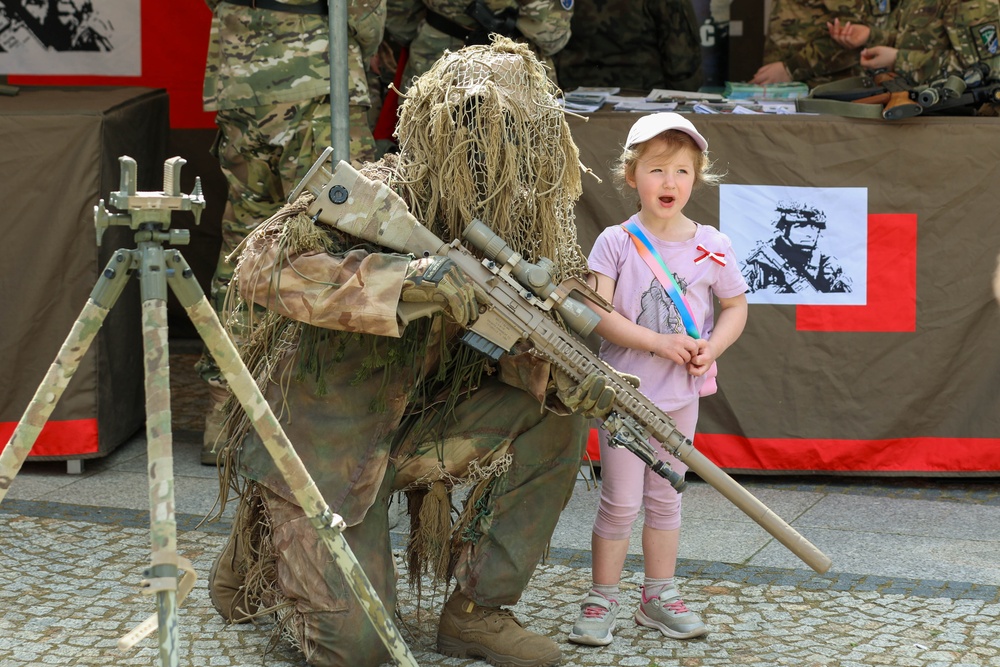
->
xmin=385 ymin=0 xmax=573 ymax=90
xmin=196 ymin=0 xmax=386 ymax=465
xmin=554 ymin=0 xmax=703 ymax=93
xmin=741 ymin=200 xmax=853 ymax=294
xmin=207 ymin=37 xmax=618 ymax=667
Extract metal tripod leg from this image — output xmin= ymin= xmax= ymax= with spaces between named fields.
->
xmin=0 ymin=242 xmax=419 ymax=666
xmin=167 ymin=249 xmax=419 ymax=666
xmin=138 ymin=242 xmax=182 ymax=667
xmin=0 ymin=244 xmax=187 ymax=666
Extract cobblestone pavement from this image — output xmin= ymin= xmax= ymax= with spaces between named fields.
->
xmin=2 ymin=344 xmax=999 ymax=666
xmin=1 ymin=503 xmax=998 ymax=667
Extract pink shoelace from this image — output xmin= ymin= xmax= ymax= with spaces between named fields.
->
xmin=642 ymin=589 xmax=691 ymax=614
xmin=663 ymin=599 xmax=691 ymax=614
xmin=582 ymin=602 xmax=612 ymax=619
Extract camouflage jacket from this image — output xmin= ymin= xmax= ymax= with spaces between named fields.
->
xmin=385 ymin=0 xmax=573 ymax=56
xmin=943 ymin=0 xmax=1000 ymax=76
xmin=553 ymin=0 xmax=703 ymax=92
xmin=877 ymin=0 xmax=956 ymax=83
xmin=203 ymin=0 xmax=386 ymax=111
xmin=234 ymin=221 xmax=558 ymax=522
xmin=859 ymin=0 xmax=902 ymax=46
xmin=239 ymin=245 xmax=410 ymax=337
xmin=763 ymin=0 xmax=891 ymax=86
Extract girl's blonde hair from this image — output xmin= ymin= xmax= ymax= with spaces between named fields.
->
xmin=611 ymin=129 xmax=724 ymax=207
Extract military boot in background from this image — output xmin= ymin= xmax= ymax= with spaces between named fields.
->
xmin=437 ymin=589 xmax=562 ymax=667
xmin=200 ymin=383 xmax=230 ymax=466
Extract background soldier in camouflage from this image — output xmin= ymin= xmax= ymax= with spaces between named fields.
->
xmin=944 ymin=0 xmax=1000 ymax=75
xmin=862 ymin=0 xmax=953 ymax=83
xmin=741 ymin=200 xmax=853 ymax=294
xmin=385 ymin=0 xmax=572 ymax=89
xmin=554 ymin=0 xmax=703 ymax=92
xmin=831 ymin=0 xmax=1000 ymax=85
xmin=752 ymin=0 xmax=895 ymax=87
xmin=198 ymin=0 xmax=385 ymax=464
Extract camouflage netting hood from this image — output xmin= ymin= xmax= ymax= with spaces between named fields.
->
xmin=388 ymin=36 xmax=589 ymax=281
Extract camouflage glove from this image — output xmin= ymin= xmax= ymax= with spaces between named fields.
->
xmin=401 ymin=255 xmax=480 ymax=327
xmin=553 ymin=370 xmax=618 ymax=419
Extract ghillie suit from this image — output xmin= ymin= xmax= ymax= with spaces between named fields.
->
xmin=209 ymin=37 xmax=596 ymax=666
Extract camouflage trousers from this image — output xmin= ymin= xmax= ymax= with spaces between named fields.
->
xmin=237 ymin=375 xmax=587 ymax=666
xmin=195 ymin=98 xmax=376 ymax=385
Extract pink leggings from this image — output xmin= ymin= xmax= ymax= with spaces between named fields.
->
xmin=593 ymin=400 xmax=699 ymax=540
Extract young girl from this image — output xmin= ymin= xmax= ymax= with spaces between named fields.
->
xmin=569 ymin=113 xmax=748 ymax=646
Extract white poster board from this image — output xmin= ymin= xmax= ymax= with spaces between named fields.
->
xmin=0 ymin=0 xmax=140 ymax=75
xmin=721 ymin=184 xmax=868 ymax=305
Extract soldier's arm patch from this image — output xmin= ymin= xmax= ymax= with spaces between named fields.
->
xmin=971 ymin=21 xmax=1000 ymax=60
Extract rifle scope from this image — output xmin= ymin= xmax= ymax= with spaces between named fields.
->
xmin=463 ymin=219 xmax=602 ymax=338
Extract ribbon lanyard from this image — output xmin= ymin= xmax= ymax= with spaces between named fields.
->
xmin=621 ymin=220 xmax=701 ymax=339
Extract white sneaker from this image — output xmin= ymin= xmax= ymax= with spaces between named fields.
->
xmin=635 ymin=585 xmax=708 ymax=639
xmin=568 ymin=592 xmax=620 ymax=646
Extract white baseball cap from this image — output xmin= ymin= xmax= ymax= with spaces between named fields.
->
xmin=625 ymin=112 xmax=708 ymax=151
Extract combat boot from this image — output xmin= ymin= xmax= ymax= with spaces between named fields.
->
xmin=437 ymin=589 xmax=561 ymax=667
xmin=207 ymin=529 xmax=257 ymax=623
xmin=200 ymin=383 xmax=230 ymax=466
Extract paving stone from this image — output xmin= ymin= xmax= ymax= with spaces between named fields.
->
xmin=1 ymin=347 xmax=997 ymax=666
xmin=1 ymin=510 xmax=997 ymax=667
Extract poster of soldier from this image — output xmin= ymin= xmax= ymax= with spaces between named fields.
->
xmin=0 ymin=0 xmax=139 ymax=75
xmin=721 ymin=184 xmax=868 ymax=305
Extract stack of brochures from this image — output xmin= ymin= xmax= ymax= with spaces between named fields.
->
xmin=560 ymin=86 xmax=805 ymax=115
xmin=562 ymin=87 xmax=619 ymax=112
xmin=723 ymin=81 xmax=810 ymax=100
xmin=646 ymin=89 xmax=726 ymax=103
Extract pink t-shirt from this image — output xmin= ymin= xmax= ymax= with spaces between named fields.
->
xmin=588 ymin=215 xmax=749 ymax=410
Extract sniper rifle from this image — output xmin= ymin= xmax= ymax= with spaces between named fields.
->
xmin=288 ymin=150 xmax=833 ymax=575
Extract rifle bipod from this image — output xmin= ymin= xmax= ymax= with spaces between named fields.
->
xmin=0 ymin=156 xmax=418 ymax=667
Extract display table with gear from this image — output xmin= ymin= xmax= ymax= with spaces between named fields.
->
xmin=0 ymin=86 xmax=169 ymax=472
xmin=567 ymin=110 xmax=1000 ymax=475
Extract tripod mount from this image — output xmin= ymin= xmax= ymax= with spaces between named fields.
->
xmin=94 ymin=154 xmax=205 ymax=246
xmin=0 ymin=156 xmax=417 ymax=667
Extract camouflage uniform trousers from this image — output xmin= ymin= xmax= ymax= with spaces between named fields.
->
xmin=194 ymin=98 xmax=376 ymax=387
xmin=253 ymin=374 xmax=587 ymax=666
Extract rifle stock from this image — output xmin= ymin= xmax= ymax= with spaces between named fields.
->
xmin=882 ymin=89 xmax=922 ymax=120
xmin=853 ymin=91 xmax=891 ymax=106
xmin=291 ymin=152 xmax=832 ymax=575
xmin=874 ymin=71 xmax=923 ymax=119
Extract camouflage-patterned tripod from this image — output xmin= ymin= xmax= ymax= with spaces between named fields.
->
xmin=0 ymin=156 xmax=418 ymax=667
